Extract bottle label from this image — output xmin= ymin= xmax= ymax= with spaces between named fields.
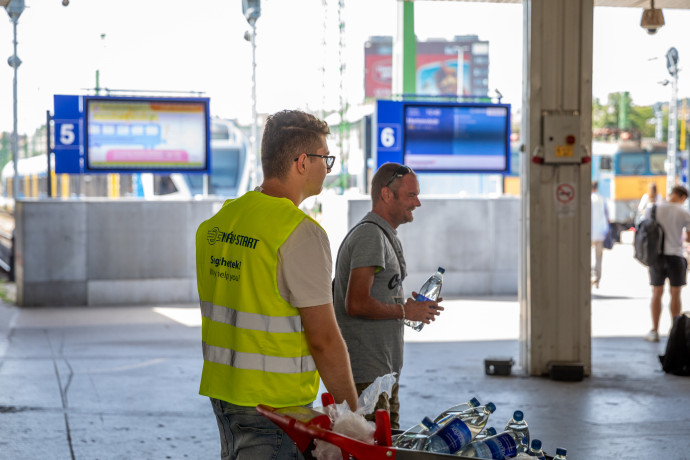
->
xmin=435 ymin=419 xmax=472 ymax=453
xmin=482 ymin=433 xmax=518 ymax=459
xmin=416 ymin=294 xmax=432 ymax=301
xmin=471 ymin=443 xmax=501 ymax=459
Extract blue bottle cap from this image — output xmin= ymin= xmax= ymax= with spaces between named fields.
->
xmin=512 ymin=410 xmax=524 ymax=422
xmin=531 ymin=439 xmax=542 ymax=449
xmin=486 ymin=427 xmax=497 ymax=436
xmin=485 ymin=402 xmax=496 ymax=413
xmin=469 ymin=397 xmax=480 ymax=407
xmin=556 ymin=447 xmax=567 ymax=455
xmin=421 ymin=416 xmax=435 ymax=429
xmin=437 ymin=267 xmax=445 ymax=273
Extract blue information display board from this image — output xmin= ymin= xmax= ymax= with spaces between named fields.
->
xmin=53 ymin=95 xmax=211 ymax=174
xmin=376 ymin=99 xmax=511 ymax=174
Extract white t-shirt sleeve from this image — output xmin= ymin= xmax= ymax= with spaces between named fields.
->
xmin=277 ymin=219 xmax=333 ymax=308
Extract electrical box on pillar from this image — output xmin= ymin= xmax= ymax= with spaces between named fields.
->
xmin=541 ymin=113 xmax=584 ymax=164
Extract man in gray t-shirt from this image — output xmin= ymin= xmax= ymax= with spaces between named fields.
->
xmin=643 ymin=185 xmax=690 ymax=342
xmin=333 ymin=163 xmax=443 ymax=428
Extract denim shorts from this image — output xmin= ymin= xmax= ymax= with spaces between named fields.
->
xmin=210 ymin=398 xmax=306 ymax=460
xmin=649 ymin=255 xmax=688 ymax=287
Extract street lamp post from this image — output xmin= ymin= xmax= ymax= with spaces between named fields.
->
xmin=666 ymin=47 xmax=679 ymax=197
xmin=242 ymin=0 xmax=261 ymax=190
xmin=4 ymin=0 xmax=24 ymax=200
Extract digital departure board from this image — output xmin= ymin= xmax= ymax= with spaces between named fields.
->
xmin=84 ymin=96 xmax=210 ymax=173
xmin=376 ymin=99 xmax=511 ymax=174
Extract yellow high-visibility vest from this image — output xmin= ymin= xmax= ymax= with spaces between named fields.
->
xmin=196 ymin=191 xmax=321 ymax=407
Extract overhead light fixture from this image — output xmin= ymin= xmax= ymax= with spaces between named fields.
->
xmin=641 ymin=0 xmax=665 ymax=35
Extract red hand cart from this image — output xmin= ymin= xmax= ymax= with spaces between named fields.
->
xmin=257 ymin=393 xmax=470 ymax=460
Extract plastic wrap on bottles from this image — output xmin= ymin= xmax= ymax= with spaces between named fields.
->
xmin=313 ymin=373 xmax=396 ymax=460
xmin=355 ymin=372 xmax=396 ymax=415
xmin=312 ymin=409 xmax=375 ymax=460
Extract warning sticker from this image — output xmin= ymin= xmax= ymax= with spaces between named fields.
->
xmin=555 ymin=145 xmax=574 ymax=158
xmin=554 ymin=182 xmax=577 ymax=217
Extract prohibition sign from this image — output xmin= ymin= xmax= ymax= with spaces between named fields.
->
xmin=556 ymin=183 xmax=575 ymax=204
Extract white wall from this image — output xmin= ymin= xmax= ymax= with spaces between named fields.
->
xmin=14 ymin=196 xmax=518 ymax=306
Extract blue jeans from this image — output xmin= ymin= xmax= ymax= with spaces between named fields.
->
xmin=210 ymin=398 xmax=306 ymax=460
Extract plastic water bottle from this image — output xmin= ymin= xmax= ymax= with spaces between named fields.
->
xmin=456 ymin=430 xmax=526 ymax=459
xmin=527 ymin=439 xmax=546 ymax=459
xmin=504 ymin=410 xmax=530 ymax=451
xmin=474 ymin=426 xmax=497 ymax=441
xmin=391 ymin=421 xmax=431 ymax=451
xmin=433 ymin=397 xmax=481 ymax=424
xmin=394 ymin=397 xmax=480 ymax=451
xmin=404 ymin=267 xmax=445 ymax=332
xmin=554 ymin=447 xmax=568 ymax=459
xmin=422 ymin=402 xmax=496 ymax=454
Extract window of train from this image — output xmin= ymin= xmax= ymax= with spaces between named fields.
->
xmin=649 ymin=154 xmax=666 ymax=175
xmin=210 ymin=147 xmax=240 ymax=191
xmin=617 ymin=153 xmax=646 ymax=175
xmin=599 ymin=155 xmax=612 ymax=171
xmin=211 ymin=123 xmax=230 ymax=140
xmin=154 ymin=176 xmax=178 ymax=195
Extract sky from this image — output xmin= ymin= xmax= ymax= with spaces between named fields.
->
xmin=1 ymin=0 xmax=690 ymax=135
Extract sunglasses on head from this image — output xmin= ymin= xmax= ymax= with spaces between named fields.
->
xmin=384 ymin=165 xmax=413 ymax=188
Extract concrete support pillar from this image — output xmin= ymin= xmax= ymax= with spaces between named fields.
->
xmin=519 ymin=0 xmax=593 ymax=376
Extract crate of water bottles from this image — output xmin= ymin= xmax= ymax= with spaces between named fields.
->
xmin=392 ymin=397 xmax=567 ymax=459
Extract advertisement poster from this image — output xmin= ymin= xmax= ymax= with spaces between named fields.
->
xmin=364 ymin=38 xmax=485 ymax=99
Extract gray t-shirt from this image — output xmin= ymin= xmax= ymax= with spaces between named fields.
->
xmin=646 ymin=201 xmax=690 ymax=257
xmin=333 ymin=212 xmax=405 ymax=383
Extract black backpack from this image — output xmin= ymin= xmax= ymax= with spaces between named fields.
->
xmin=634 ymin=205 xmax=664 ymax=267
xmin=659 ymin=313 xmax=690 ymax=376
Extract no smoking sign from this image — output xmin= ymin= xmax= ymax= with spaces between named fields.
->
xmin=554 ymin=182 xmax=577 ymax=217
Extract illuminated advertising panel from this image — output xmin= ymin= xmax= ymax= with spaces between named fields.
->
xmin=84 ymin=96 xmax=210 ymax=173
xmin=364 ymin=37 xmax=488 ymax=99
xmin=376 ymin=99 xmax=511 ymax=174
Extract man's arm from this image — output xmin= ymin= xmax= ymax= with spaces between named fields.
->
xmin=299 ymin=303 xmax=358 ymax=410
xmin=345 ymin=266 xmax=442 ymax=323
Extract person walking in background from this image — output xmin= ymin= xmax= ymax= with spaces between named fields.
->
xmin=196 ymin=110 xmax=358 ymax=460
xmin=636 ymin=182 xmax=659 ymax=225
xmin=333 ymin=163 xmax=443 ymax=429
xmin=644 ymin=185 xmax=690 ymax=342
xmin=591 ymin=181 xmax=609 ymax=289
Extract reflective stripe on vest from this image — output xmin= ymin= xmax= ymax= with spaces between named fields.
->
xmin=202 ymin=342 xmax=317 ymax=374
xmin=200 ymin=300 xmax=302 ymax=334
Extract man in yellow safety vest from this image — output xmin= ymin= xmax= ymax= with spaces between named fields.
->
xmin=196 ymin=110 xmax=358 ymax=460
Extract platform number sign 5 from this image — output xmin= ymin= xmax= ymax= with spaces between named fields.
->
xmin=59 ymin=123 xmax=76 ymax=145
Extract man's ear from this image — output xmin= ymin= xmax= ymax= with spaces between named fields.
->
xmin=294 ymin=154 xmax=307 ymax=175
xmin=380 ymin=186 xmax=391 ymax=203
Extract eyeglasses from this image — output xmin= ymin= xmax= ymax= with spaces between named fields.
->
xmin=384 ymin=165 xmax=413 ymax=187
xmin=294 ymin=154 xmax=336 ymax=170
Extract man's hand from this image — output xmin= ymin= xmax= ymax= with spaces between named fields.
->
xmin=403 ymin=291 xmax=444 ymax=323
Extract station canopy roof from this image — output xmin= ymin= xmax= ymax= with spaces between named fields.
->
xmin=455 ymin=0 xmax=690 ymax=8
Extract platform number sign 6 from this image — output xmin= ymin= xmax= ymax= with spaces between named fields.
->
xmin=59 ymin=123 xmax=76 ymax=145
xmin=380 ymin=127 xmax=396 ymax=148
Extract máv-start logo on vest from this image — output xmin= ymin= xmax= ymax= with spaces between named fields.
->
xmin=207 ymin=227 xmax=261 ymax=249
